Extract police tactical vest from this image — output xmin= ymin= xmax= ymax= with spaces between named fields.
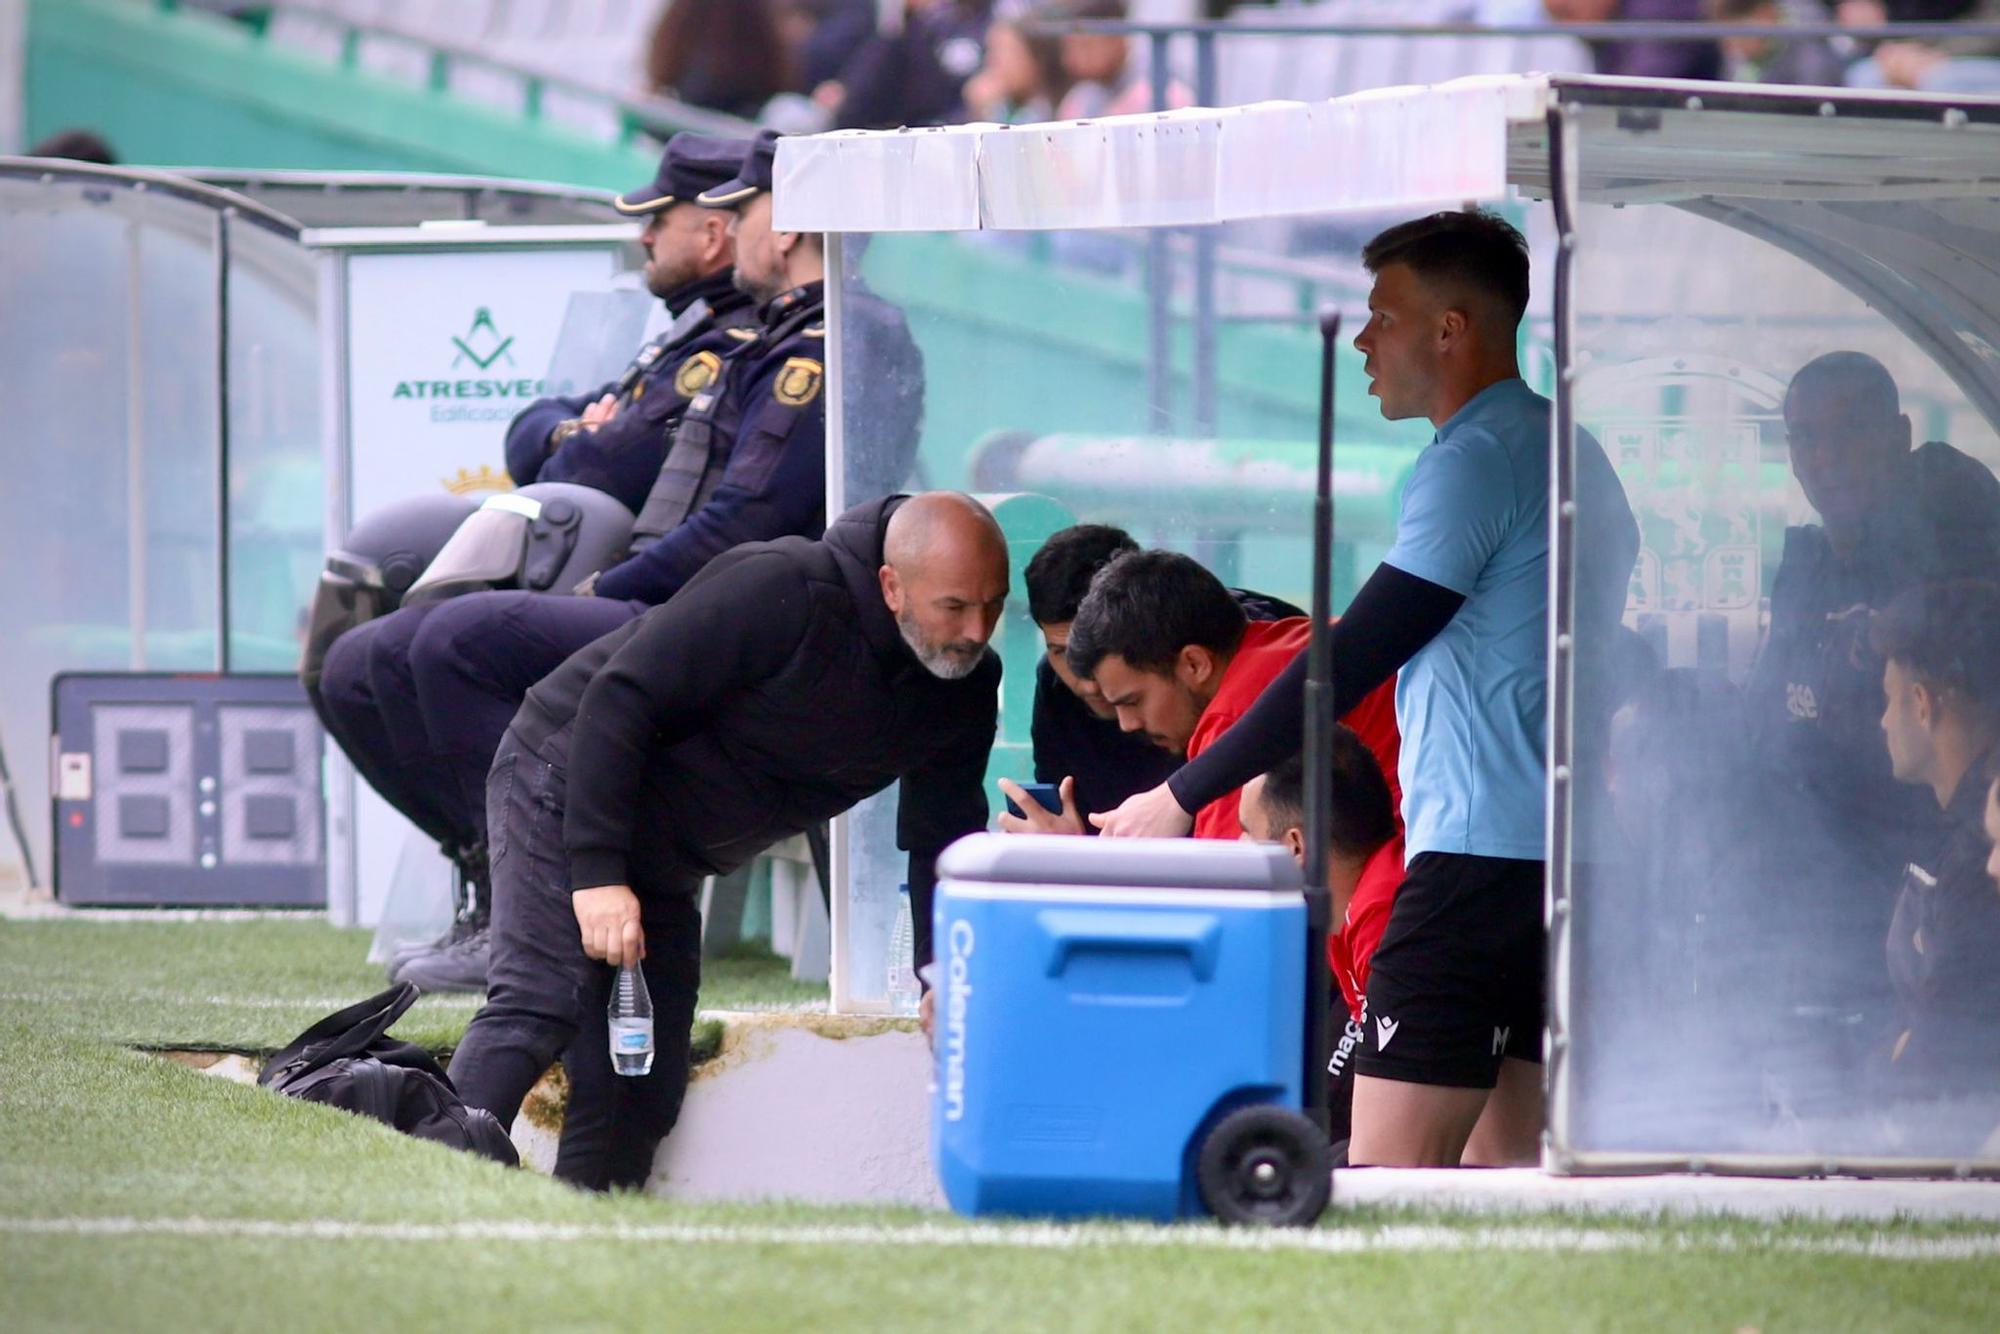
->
xmin=631 ymin=288 xmax=826 ymax=549
xmin=612 ymin=297 xmax=713 ymax=404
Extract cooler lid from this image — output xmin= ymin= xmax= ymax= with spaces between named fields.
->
xmin=937 ymin=833 xmax=1304 ymax=892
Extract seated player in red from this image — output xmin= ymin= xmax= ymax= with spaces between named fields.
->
xmin=1035 ymin=549 xmax=1397 ymax=841
xmin=1239 ymin=725 xmax=1404 ymax=1146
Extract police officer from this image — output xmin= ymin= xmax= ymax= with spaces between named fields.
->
xmin=324 ymin=131 xmax=925 ymax=991
xmin=447 ymin=491 xmax=1007 ymax=1191
xmin=1743 ymin=351 xmax=2000 ymax=1025
xmin=315 ymin=133 xmax=755 ymax=902
xmin=503 ymin=136 xmax=760 ymax=513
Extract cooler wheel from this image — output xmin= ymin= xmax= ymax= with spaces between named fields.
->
xmin=1195 ymin=1105 xmax=1332 ymax=1227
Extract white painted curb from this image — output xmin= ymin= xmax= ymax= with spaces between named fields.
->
xmin=511 ymin=1011 xmax=941 ymax=1208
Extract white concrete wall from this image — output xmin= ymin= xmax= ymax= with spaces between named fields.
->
xmin=511 ymin=1012 xmax=943 ymax=1209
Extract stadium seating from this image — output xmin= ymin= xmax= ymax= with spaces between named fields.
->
xmin=1214 ymin=1 xmax=1575 ymax=107
xmin=254 ymin=0 xmax=1593 ymax=115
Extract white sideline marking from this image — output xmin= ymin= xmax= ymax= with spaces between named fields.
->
xmin=0 ymin=992 xmax=482 ymax=1011
xmin=3 ymin=1215 xmax=1998 ymax=1260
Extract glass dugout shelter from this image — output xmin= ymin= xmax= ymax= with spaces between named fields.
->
xmin=0 ymin=161 xmax=648 ymax=919
xmin=779 ymin=75 xmax=2000 ymax=1176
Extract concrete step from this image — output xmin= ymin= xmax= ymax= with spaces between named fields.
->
xmin=163 ymin=1036 xmax=2000 ymax=1223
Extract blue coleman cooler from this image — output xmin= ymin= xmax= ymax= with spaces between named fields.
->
xmin=930 ymin=833 xmax=1333 ymax=1225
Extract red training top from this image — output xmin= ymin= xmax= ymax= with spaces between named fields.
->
xmin=1332 ymin=834 xmax=1404 ymax=1021
xmin=1186 ymin=617 xmax=1402 ymax=842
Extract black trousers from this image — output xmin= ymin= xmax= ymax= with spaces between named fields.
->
xmin=446 ymin=726 xmax=703 ymax=1192
xmin=318 ymin=600 xmax=468 ymax=851
xmin=317 ymin=591 xmax=641 ymax=856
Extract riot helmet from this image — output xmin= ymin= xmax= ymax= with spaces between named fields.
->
xmin=300 ymin=492 xmax=480 ymax=697
xmin=402 ymin=482 xmax=635 ymax=607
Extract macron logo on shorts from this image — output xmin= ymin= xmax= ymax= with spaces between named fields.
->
xmin=1492 ymin=1026 xmax=1511 ymax=1056
xmin=1374 ymin=1015 xmax=1399 ymax=1050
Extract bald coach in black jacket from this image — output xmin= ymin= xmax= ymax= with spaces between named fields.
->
xmin=448 ymin=492 xmax=1009 ymax=1189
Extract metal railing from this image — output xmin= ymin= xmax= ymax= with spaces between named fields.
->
xmin=1049 ymin=17 xmax=2000 ymax=104
xmin=1027 ymin=12 xmax=2000 ymax=438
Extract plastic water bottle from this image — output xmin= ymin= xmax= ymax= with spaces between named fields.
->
xmin=608 ymin=963 xmax=655 ymax=1077
xmin=886 ymin=883 xmax=919 ymax=1017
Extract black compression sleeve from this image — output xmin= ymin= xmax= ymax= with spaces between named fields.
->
xmin=1164 ymin=564 xmax=1466 ymax=815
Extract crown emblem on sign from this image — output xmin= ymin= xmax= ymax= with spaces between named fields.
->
xmin=441 ymin=465 xmax=514 ymax=497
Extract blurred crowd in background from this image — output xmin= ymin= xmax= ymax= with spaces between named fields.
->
xmin=641 ymin=0 xmax=2000 ymax=135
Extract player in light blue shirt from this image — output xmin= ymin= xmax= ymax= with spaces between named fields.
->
xmin=1384 ymin=377 xmax=1632 ymax=862
xmin=1094 ymin=210 xmax=1638 ymax=1168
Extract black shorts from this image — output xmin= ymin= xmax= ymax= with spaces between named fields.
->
xmin=1353 ymin=852 xmax=1546 ymax=1089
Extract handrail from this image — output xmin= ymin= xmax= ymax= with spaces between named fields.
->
xmin=0 ymin=156 xmax=303 ymax=237
xmin=173 ymin=168 xmax=624 ymax=226
xmin=1041 ymin=18 xmax=2000 ymax=43
xmin=176 ymin=168 xmax=618 ymax=204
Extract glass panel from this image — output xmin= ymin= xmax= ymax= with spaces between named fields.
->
xmin=1562 ymin=196 xmax=2000 ymax=1165
xmin=226 ymin=219 xmax=322 ymax=671
xmin=0 ymin=179 xmax=221 ymax=884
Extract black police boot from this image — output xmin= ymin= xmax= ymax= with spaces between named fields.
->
xmin=391 ymin=843 xmax=492 ymax=994
xmin=386 ymin=843 xmax=490 ymax=978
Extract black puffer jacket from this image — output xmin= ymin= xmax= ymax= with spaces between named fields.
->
xmin=514 ymin=495 xmax=999 ymax=961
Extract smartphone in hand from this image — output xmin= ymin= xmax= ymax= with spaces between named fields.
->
xmin=1004 ymin=781 xmax=1064 ymax=820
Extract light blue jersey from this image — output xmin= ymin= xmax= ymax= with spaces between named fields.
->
xmin=1382 ymin=378 xmax=1636 ymax=862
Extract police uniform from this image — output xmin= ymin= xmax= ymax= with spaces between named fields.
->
xmin=316 ymin=133 xmax=762 ymax=881
xmin=405 ymin=128 xmax=930 ymax=803
xmin=320 ymin=133 xmax=914 ymax=963
xmin=503 ymin=265 xmax=756 ymax=514
xmin=395 ymin=278 xmax=835 ymax=851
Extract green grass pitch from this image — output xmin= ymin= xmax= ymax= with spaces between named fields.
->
xmin=3 ymin=917 xmax=1998 ymax=1332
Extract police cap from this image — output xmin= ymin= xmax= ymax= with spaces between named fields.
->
xmin=695 ymin=128 xmax=778 ymax=210
xmin=614 ymin=133 xmax=753 ymax=216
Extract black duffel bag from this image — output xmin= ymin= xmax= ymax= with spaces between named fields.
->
xmin=259 ymin=982 xmax=519 ymax=1167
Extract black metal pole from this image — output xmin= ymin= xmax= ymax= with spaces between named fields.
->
xmin=1300 ymin=309 xmax=1340 ymax=1134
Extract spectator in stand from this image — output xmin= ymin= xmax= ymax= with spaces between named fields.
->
xmin=1709 ymin=0 xmax=1850 ymax=83
xmin=778 ymin=0 xmax=879 ymax=91
xmin=1543 ymin=0 xmax=1724 ymax=81
xmin=819 ymin=0 xmax=995 ymax=130
xmin=1050 ymin=0 xmax=1192 ymax=119
xmin=1873 ymin=581 xmax=2000 ymax=1102
xmin=1058 ymin=549 xmax=1400 ymax=842
xmin=963 ymin=9 xmax=1072 ymax=122
xmin=1989 ymin=772 xmax=2000 ymax=890
xmin=28 ymin=129 xmax=117 ymax=163
xmin=646 ymin=0 xmax=799 ymax=120
xmin=1841 ymin=0 xmax=2000 ymax=92
xmin=1239 ymin=728 xmax=1404 ymax=1144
